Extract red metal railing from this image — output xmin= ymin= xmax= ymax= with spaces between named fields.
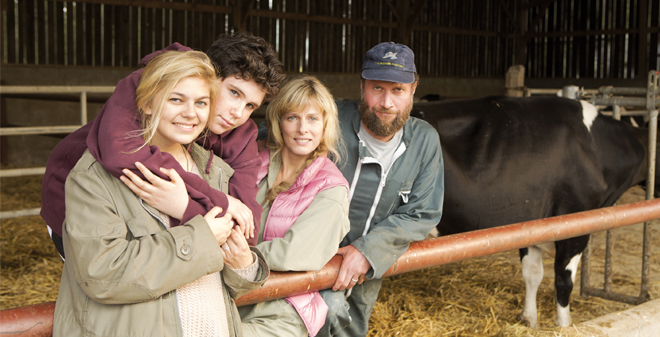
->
xmin=2 ymin=198 xmax=659 ymax=336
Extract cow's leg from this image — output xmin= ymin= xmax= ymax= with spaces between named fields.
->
xmin=553 ymin=235 xmax=589 ymax=327
xmin=518 ymin=246 xmax=544 ymax=328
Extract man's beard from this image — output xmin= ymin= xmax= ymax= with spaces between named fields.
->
xmin=359 ymin=99 xmax=412 ymax=138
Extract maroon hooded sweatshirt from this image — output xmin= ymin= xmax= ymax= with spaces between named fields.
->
xmin=41 ymin=43 xmax=262 ymax=246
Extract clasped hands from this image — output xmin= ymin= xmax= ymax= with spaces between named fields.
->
xmin=120 ymin=162 xmax=254 ymax=269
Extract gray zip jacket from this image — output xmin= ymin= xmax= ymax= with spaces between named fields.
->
xmin=336 ymin=100 xmax=444 ymax=279
xmin=54 ymin=144 xmax=269 ymax=337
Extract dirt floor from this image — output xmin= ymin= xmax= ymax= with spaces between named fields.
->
xmin=1 ymin=174 xmax=658 ymax=336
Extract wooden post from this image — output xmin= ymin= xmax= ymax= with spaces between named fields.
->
xmin=637 ymin=0 xmax=648 ymax=78
xmin=515 ymin=0 xmax=528 ymax=66
xmin=505 ymin=65 xmax=525 ymax=97
xmin=231 ymin=0 xmax=254 ymax=33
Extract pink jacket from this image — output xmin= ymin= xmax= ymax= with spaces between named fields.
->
xmin=257 ymin=150 xmax=348 ymax=336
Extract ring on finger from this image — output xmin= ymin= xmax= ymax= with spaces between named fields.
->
xmin=351 ymin=278 xmax=358 ymax=282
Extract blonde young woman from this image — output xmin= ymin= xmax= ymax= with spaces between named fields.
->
xmin=53 ymin=50 xmax=269 ymax=337
xmin=239 ymin=76 xmax=350 ymax=337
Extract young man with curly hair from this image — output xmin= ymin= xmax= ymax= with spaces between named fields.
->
xmin=41 ymin=33 xmax=285 ymax=257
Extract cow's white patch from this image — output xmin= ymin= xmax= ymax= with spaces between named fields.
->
xmin=580 ymin=100 xmax=598 ymax=131
xmin=520 ymin=246 xmax=544 ymax=328
xmin=554 ymin=253 xmax=581 ymax=327
xmin=566 ymin=253 xmax=582 ymax=283
xmin=556 ymin=302 xmax=572 ymax=327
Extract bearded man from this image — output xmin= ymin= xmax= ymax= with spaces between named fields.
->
xmin=317 ymin=42 xmax=445 ymax=337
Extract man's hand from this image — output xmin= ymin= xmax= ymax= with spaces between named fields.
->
xmin=226 ymin=195 xmax=255 ymax=240
xmin=120 ymin=162 xmax=188 ymax=220
xmin=332 ymin=245 xmax=371 ymax=291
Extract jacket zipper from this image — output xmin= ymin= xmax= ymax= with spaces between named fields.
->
xmin=358 ymin=142 xmax=407 ymax=237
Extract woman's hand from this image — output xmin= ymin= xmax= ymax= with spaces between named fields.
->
xmin=120 ymin=162 xmax=188 ymax=220
xmin=226 ymin=195 xmax=255 ymax=240
xmin=204 ymin=207 xmax=235 ymax=245
xmin=221 ymin=228 xmax=254 ymax=270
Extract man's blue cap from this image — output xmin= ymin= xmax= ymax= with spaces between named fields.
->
xmin=361 ymin=42 xmax=416 ymax=84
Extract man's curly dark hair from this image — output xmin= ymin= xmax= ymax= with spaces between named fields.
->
xmin=207 ymin=32 xmax=285 ymax=103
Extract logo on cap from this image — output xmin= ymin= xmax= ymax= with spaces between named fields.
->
xmin=383 ymin=52 xmax=398 ymax=60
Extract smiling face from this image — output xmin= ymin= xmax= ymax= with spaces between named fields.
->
xmin=280 ymin=104 xmax=325 ymax=162
xmin=146 ymin=76 xmax=211 ymax=153
xmin=359 ymin=79 xmax=416 ymax=142
xmin=208 ymin=76 xmax=266 ymax=135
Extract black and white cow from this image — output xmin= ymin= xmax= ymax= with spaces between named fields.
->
xmin=413 ymin=95 xmax=658 ymax=328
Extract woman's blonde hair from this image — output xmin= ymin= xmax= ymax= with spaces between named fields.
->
xmin=264 ymin=75 xmax=344 ymax=205
xmin=266 ymin=75 xmax=343 ymax=163
xmin=135 ymin=50 xmax=219 ymax=147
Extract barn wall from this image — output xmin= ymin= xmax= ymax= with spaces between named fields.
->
xmin=2 ymin=0 xmax=658 ymax=168
xmin=1 ymin=64 xmax=135 ymax=166
xmin=1 ymin=64 xmax=505 ymax=166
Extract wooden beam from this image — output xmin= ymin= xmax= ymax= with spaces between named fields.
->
xmin=231 ymin=0 xmax=255 ymax=32
xmin=415 ymin=25 xmax=499 ymax=37
xmin=248 ymin=9 xmax=396 ymax=29
xmin=51 ymin=0 xmax=232 ymax=14
xmin=522 ymin=0 xmax=555 ymax=43
xmin=637 ymin=0 xmax=648 ymax=76
xmin=396 ymin=0 xmax=410 ymax=44
xmin=384 ymin=0 xmax=400 ymax=22
xmin=498 ymin=0 xmax=518 ymax=33
xmin=406 ymin=0 xmax=428 ymax=33
xmin=515 ymin=0 xmax=528 ymax=65
xmin=519 ymin=27 xmax=660 ymax=39
xmin=518 ymin=0 xmax=557 ymax=10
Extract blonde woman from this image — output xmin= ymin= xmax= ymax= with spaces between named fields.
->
xmin=54 ymin=51 xmax=269 ymax=337
xmin=239 ymin=76 xmax=350 ymax=337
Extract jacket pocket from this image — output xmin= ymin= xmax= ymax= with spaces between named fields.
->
xmin=83 ymin=295 xmax=173 ymax=336
xmin=397 ymin=181 xmax=413 ymax=204
xmin=388 ymin=180 xmax=414 ymax=214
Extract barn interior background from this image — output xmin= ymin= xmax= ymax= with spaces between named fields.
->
xmin=1 ymin=0 xmax=659 ymax=336
xmin=2 ymin=0 xmax=659 ymax=166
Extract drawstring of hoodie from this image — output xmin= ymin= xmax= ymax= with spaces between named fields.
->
xmin=205 ymin=149 xmax=214 ymax=174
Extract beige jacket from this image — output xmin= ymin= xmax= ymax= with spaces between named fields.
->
xmin=54 ymin=144 xmax=269 ymax=337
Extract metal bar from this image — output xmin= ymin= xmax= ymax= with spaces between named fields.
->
xmin=591 ymin=96 xmax=660 ymax=108
xmin=1 ymin=199 xmax=659 ymax=336
xmin=237 ymin=198 xmax=660 ymax=306
xmin=612 ymin=105 xmax=621 ymax=120
xmin=525 ymin=88 xmax=600 ymax=96
xmin=80 ymin=91 xmax=87 ymax=125
xmin=525 ymin=88 xmax=559 ymax=95
xmin=600 ymin=109 xmax=650 ymax=117
xmin=0 ymin=86 xmax=116 ymax=94
xmin=0 ymin=125 xmax=82 ymax=136
xmin=603 ymin=230 xmax=613 ymax=292
xmin=0 ymin=301 xmax=55 ymax=337
xmin=640 ymin=221 xmax=652 ymax=299
xmin=580 ymin=286 xmax=649 ymax=305
xmin=641 ymin=71 xmax=658 ymax=299
xmin=598 ymin=86 xmax=655 ymax=96
xmin=0 ymin=208 xmax=41 ymax=219
xmin=0 ymin=167 xmax=46 ymax=178
xmin=580 ymin=236 xmax=592 ymax=298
